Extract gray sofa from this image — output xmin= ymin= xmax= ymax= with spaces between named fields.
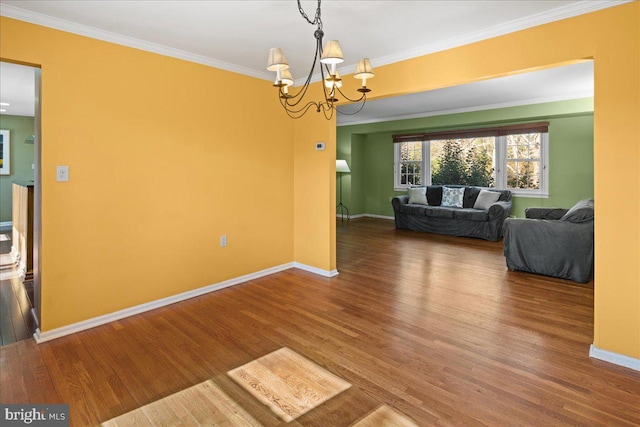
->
xmin=503 ymin=199 xmax=594 ymax=283
xmin=391 ymin=185 xmax=512 ymax=241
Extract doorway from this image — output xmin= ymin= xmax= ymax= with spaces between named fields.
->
xmin=0 ymin=60 xmax=41 ymax=345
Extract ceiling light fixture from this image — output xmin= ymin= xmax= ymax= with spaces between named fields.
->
xmin=0 ymin=102 xmax=9 ymax=106
xmin=267 ymin=0 xmax=374 ymax=120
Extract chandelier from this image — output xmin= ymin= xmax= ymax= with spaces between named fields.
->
xmin=267 ymin=0 xmax=374 ymax=119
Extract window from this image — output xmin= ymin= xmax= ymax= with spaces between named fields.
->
xmin=393 ymin=123 xmax=548 ymax=197
xmin=397 ymin=141 xmax=423 ymax=186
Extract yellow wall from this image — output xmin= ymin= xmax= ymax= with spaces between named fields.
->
xmin=292 ymin=95 xmax=337 ymax=273
xmin=0 ymin=17 xmax=295 ymax=330
xmin=2 ymin=1 xmax=639 ymax=361
xmin=350 ymin=2 xmax=640 ymax=359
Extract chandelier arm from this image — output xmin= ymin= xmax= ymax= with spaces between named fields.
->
xmin=278 ymin=37 xmax=322 ymax=108
xmin=281 ymin=99 xmax=323 ymax=119
xmin=320 ymin=102 xmax=335 ymax=120
xmin=334 ymin=85 xmax=366 ymax=103
xmin=279 ymin=92 xmax=319 ymax=114
xmin=336 ymin=97 xmax=368 ymax=116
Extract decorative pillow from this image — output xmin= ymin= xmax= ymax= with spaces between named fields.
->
xmin=560 ymin=199 xmax=594 ymax=223
xmin=426 ymin=186 xmax=443 ymax=206
xmin=441 ymin=186 xmax=464 ymax=208
xmin=473 ymin=189 xmax=501 ymax=210
xmin=407 ymin=187 xmax=428 ymax=205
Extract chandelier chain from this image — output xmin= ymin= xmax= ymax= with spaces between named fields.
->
xmin=297 ymin=0 xmax=322 ymax=29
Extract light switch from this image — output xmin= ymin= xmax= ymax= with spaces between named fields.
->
xmin=56 ymin=166 xmax=69 ymax=182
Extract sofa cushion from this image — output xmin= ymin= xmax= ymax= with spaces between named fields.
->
xmin=426 ymin=186 xmax=442 ymax=206
xmin=399 ymin=204 xmax=429 ymax=215
xmin=473 ymin=189 xmax=501 ymax=210
xmin=560 ymin=199 xmax=594 ymax=223
xmin=425 ymin=207 xmax=456 ymax=219
xmin=454 ymin=208 xmax=489 ymax=222
xmin=408 ymin=187 xmax=428 ymax=205
xmin=442 ymin=187 xmax=464 ymax=208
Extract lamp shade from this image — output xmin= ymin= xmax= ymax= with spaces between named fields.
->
xmin=354 ymin=58 xmax=374 ymax=80
xmin=279 ymin=69 xmax=294 ymax=87
xmin=336 ymin=159 xmax=351 ymax=173
xmin=320 ymin=41 xmax=344 ymax=65
xmin=267 ymin=48 xmax=290 ymax=71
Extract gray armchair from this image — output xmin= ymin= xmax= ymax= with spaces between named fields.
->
xmin=503 ymin=199 xmax=594 ymax=283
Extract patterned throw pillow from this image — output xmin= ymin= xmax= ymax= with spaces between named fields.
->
xmin=441 ymin=186 xmax=464 ymax=208
xmin=407 ymin=187 xmax=428 ymax=205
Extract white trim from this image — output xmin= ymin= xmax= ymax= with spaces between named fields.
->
xmin=362 ymin=214 xmax=395 ymax=221
xmin=2 ymin=2 xmax=629 ymax=85
xmin=0 ymin=4 xmax=272 ymax=82
xmin=335 ymin=213 xmax=394 ymax=221
xmin=363 ymin=1 xmax=626 ymax=73
xmin=512 ymin=191 xmax=550 ymax=199
xmin=338 ymin=213 xmax=366 ymax=220
xmin=34 ymin=262 xmax=297 ymax=343
xmin=0 ymin=221 xmax=12 ymax=230
xmin=589 ymin=344 xmax=640 ymax=372
xmin=292 ymin=262 xmax=339 ymax=278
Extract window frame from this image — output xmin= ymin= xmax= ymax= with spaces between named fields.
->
xmin=393 ymin=128 xmax=549 ymax=197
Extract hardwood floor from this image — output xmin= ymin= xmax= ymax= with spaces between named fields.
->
xmin=0 ymin=230 xmax=35 ymax=346
xmin=1 ymin=218 xmax=638 ymax=426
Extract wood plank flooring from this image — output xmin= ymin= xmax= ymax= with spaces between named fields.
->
xmin=0 ymin=231 xmax=35 ymax=346
xmin=1 ymin=218 xmax=639 ymax=426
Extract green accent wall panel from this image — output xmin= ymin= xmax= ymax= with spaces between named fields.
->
xmin=337 ymin=98 xmax=594 ymax=218
xmin=0 ymin=115 xmax=35 ymax=223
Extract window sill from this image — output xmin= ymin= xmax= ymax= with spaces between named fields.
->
xmin=511 ymin=191 xmax=549 ymax=198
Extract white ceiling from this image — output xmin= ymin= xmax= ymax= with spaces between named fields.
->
xmin=338 ymin=60 xmax=594 ymax=126
xmin=0 ymin=62 xmax=35 ymax=117
xmin=0 ymin=1 xmax=613 ymax=121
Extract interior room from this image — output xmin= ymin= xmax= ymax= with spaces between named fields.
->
xmin=0 ymin=1 xmax=638 ymax=425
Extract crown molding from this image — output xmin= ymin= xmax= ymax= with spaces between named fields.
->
xmin=310 ymin=0 xmax=631 ymax=85
xmin=0 ymin=3 xmax=273 ymax=81
xmin=365 ymin=1 xmax=631 ymax=71
xmin=1 ymin=1 xmax=630 ymax=85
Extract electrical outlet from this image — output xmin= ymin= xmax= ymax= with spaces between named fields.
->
xmin=220 ymin=235 xmax=227 ymax=247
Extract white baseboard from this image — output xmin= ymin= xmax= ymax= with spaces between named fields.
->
xmin=0 ymin=221 xmax=12 ymax=231
xmin=363 ymin=214 xmax=395 ymax=220
xmin=35 ymin=262 xmax=297 ymax=343
xmin=589 ymin=344 xmax=640 ymax=371
xmin=33 ymin=260 xmax=343 ymax=343
xmin=336 ymin=213 xmax=394 ymax=221
xmin=293 ymin=262 xmax=339 ymax=277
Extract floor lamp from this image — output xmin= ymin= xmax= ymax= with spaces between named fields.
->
xmin=336 ymin=159 xmax=351 ymax=223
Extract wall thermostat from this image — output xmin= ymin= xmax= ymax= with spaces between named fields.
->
xmin=315 ymin=142 xmax=326 ymax=151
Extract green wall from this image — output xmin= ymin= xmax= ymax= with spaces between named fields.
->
xmin=0 ymin=115 xmax=35 ymax=223
xmin=337 ymin=98 xmax=594 ymax=218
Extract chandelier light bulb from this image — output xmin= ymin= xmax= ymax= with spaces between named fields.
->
xmin=354 ymin=58 xmax=374 ymax=87
xmin=324 ymin=72 xmax=342 ymax=89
